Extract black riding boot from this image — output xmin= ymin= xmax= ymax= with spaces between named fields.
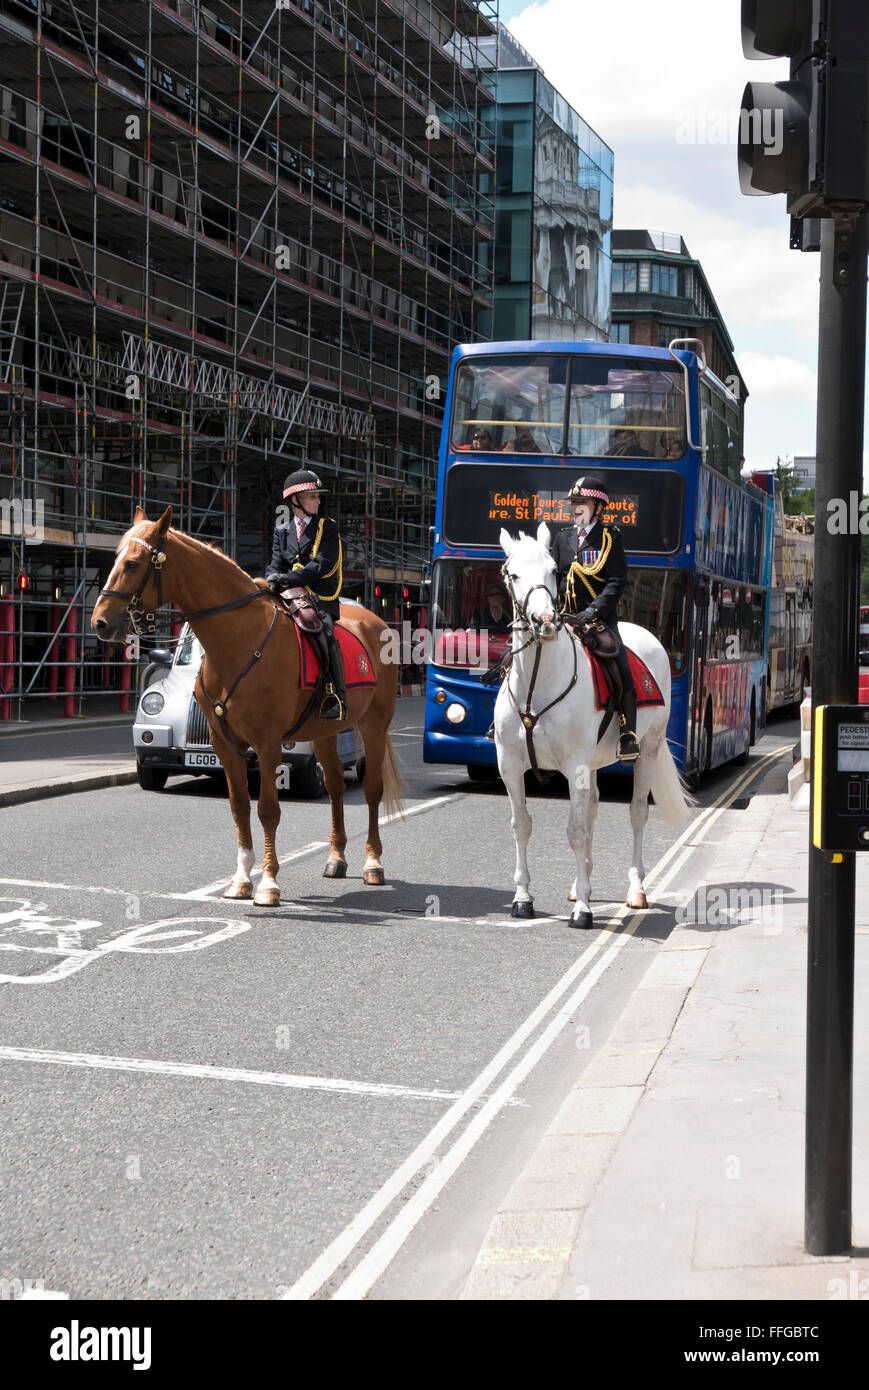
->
xmin=320 ymin=628 xmax=347 ymax=721
xmin=618 ymin=686 xmax=640 ymax=763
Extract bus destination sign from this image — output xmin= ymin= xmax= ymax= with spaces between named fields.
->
xmin=486 ymin=491 xmax=639 ymax=529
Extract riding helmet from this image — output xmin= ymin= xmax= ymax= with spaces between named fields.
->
xmin=567 ymin=475 xmax=610 ymax=506
xmin=282 ymin=468 xmax=326 ymax=499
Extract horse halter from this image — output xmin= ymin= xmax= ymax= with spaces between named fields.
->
xmin=98 ymin=536 xmax=167 ymax=636
xmin=98 ymin=533 xmax=271 ymax=638
xmin=500 ymin=561 xmax=560 ymax=641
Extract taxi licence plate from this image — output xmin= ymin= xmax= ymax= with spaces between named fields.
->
xmin=185 ymin=751 xmax=219 ymax=769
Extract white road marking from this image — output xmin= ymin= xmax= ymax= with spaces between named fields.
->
xmin=0 ymin=1046 xmax=465 ymax=1103
xmin=282 ymin=746 xmax=792 ymax=1300
xmin=179 ymin=841 xmax=330 ymax=900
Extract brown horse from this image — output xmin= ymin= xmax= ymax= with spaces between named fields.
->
xmin=91 ymin=505 xmax=403 ymax=906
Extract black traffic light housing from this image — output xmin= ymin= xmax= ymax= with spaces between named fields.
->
xmin=739 ymin=0 xmax=869 ymax=216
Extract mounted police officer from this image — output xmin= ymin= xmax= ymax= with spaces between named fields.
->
xmin=266 ymin=468 xmax=347 ymax=721
xmin=551 ymin=475 xmax=640 ymax=762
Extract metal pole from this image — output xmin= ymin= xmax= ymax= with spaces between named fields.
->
xmin=805 ymin=209 xmax=867 ymax=1254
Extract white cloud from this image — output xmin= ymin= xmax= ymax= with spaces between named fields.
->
xmin=508 ymin=0 xmax=786 ymax=145
xmin=736 ymin=352 xmax=816 ymax=402
xmin=613 ymin=183 xmax=819 ymax=340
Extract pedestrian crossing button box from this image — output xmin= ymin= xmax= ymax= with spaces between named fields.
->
xmin=813 ymin=705 xmax=869 ymax=851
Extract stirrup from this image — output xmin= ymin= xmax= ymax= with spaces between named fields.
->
xmin=617 ymin=712 xmax=640 ymax=763
xmin=319 ymin=683 xmax=346 ymax=721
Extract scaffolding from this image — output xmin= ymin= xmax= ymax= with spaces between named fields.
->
xmin=0 ymin=0 xmax=497 ymax=717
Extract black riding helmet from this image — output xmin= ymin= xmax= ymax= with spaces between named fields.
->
xmin=282 ymin=468 xmax=326 ymax=499
xmin=567 ymin=475 xmax=610 ymax=506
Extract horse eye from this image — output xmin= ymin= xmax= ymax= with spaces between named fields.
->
xmin=508 ymin=572 xmax=517 ymax=581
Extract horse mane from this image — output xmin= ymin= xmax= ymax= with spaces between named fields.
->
xmin=170 ymin=529 xmax=254 ymax=582
xmin=118 ymin=521 xmax=256 ymax=584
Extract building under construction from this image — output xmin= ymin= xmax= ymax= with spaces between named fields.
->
xmin=0 ymin=0 xmax=497 ymax=717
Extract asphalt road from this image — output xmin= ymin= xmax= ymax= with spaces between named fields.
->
xmin=0 ymin=701 xmax=800 ymax=1299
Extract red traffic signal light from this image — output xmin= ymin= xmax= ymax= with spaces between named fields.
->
xmin=402 ymin=587 xmax=409 ymax=599
xmin=17 ymin=574 xmax=29 ymax=591
xmin=374 ymin=585 xmax=381 ymax=597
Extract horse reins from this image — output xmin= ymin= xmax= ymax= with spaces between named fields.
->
xmin=99 ymin=533 xmax=280 ymax=755
xmin=500 ymin=565 xmax=579 ymax=784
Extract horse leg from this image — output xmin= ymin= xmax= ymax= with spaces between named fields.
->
xmin=567 ymin=779 xmax=593 ymax=929
xmin=499 ymin=760 xmax=535 ymax=919
xmin=626 ymin=747 xmax=654 ymax=910
xmin=313 ymin=734 xmax=348 ymax=878
xmin=251 ymin=738 xmax=283 ymax=907
xmin=210 ymin=728 xmax=255 ymax=900
xmin=358 ymin=706 xmax=388 ymax=885
xmin=568 ymin=771 xmax=598 ymax=903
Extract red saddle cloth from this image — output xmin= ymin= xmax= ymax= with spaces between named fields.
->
xmin=294 ymin=621 xmax=377 ymax=691
xmin=584 ymin=645 xmax=665 ymax=711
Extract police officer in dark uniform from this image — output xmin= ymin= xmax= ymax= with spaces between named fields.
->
xmin=551 ymin=475 xmax=640 ymax=762
xmin=265 ymin=468 xmax=347 ymax=721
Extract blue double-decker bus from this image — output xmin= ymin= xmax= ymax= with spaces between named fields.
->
xmin=423 ymin=339 xmax=774 ymax=785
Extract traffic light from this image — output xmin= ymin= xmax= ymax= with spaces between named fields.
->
xmin=739 ymin=0 xmax=869 ymax=216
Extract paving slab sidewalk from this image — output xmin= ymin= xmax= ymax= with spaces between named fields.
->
xmin=460 ymin=758 xmax=869 ymax=1301
xmin=0 ymin=716 xmax=137 ymax=807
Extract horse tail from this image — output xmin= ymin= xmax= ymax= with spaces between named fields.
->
xmin=648 ymin=737 xmax=696 ymax=827
xmin=381 ymin=729 xmax=407 ymax=820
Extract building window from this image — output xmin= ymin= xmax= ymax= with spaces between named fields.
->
xmin=658 ymin=324 xmax=688 ymax=348
xmin=651 ymin=263 xmax=679 ymax=296
xmin=610 ymin=322 xmax=631 ymax=343
xmin=612 ymin=261 xmax=638 ymax=294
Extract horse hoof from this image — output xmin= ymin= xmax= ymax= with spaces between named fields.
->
xmin=363 ymin=867 xmax=385 ymax=886
xmin=511 ymin=901 xmax=535 ymax=919
xmin=253 ymin=886 xmax=281 ymax=907
xmin=323 ymin=859 xmax=347 ymax=879
xmin=223 ymin=881 xmax=252 ymax=900
xmin=569 ymin=910 xmax=594 ymax=930
xmin=626 ymin=891 xmax=648 ymax=909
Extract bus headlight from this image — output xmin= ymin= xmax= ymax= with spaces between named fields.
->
xmin=445 ymin=702 xmax=466 ymax=724
xmin=141 ymin=691 xmax=165 ymax=715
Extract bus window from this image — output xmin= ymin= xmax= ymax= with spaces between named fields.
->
xmin=566 ymin=359 xmax=685 ymax=459
xmin=618 ymin=568 xmax=690 ymax=677
xmin=449 ymin=355 xmax=567 ymax=454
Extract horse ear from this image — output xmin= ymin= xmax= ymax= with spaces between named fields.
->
xmin=499 ymin=528 xmax=515 ymax=558
xmin=156 ymin=505 xmax=172 ymax=535
xmin=537 ymin=522 xmax=551 ymax=551
xmin=133 ymin=505 xmax=147 ymax=524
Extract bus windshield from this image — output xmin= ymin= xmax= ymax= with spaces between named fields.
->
xmin=431 ymin=558 xmax=691 ymax=676
xmin=450 ymin=353 xmax=686 ymax=460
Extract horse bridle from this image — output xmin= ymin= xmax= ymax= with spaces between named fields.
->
xmin=499 ymin=561 xmax=578 ymax=783
xmin=98 ymin=534 xmax=270 ymax=637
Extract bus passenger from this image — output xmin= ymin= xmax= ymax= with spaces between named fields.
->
xmin=501 ymin=423 xmax=541 ymax=454
xmin=552 ymin=476 xmax=640 ymax=762
xmin=471 ymin=583 xmax=512 ymax=635
xmin=607 ymin=427 xmax=649 ymax=458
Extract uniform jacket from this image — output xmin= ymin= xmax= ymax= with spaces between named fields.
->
xmin=266 ymin=513 xmax=342 ymax=618
xmin=551 ymin=520 xmax=628 ymax=626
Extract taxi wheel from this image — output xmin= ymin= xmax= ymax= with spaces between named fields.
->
xmin=137 ymin=762 xmax=168 ymax=792
xmin=293 ymin=755 xmax=326 ymax=799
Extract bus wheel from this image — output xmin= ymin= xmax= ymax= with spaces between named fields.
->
xmin=797 ymin=664 xmax=809 ymax=707
xmin=467 ymin=763 xmax=498 ymax=783
xmin=702 ymin=707 xmax=713 ymax=776
xmin=735 ymin=694 xmax=756 ymax=767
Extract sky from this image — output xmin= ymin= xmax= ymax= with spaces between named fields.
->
xmin=497 ymin=0 xmax=868 ymax=484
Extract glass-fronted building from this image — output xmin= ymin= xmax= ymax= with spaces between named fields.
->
xmin=479 ymin=27 xmax=613 ymax=342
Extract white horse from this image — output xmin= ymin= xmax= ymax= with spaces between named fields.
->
xmin=493 ymin=524 xmax=693 ymax=928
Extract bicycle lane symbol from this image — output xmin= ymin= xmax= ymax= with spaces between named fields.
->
xmin=0 ymin=898 xmax=250 ymax=985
